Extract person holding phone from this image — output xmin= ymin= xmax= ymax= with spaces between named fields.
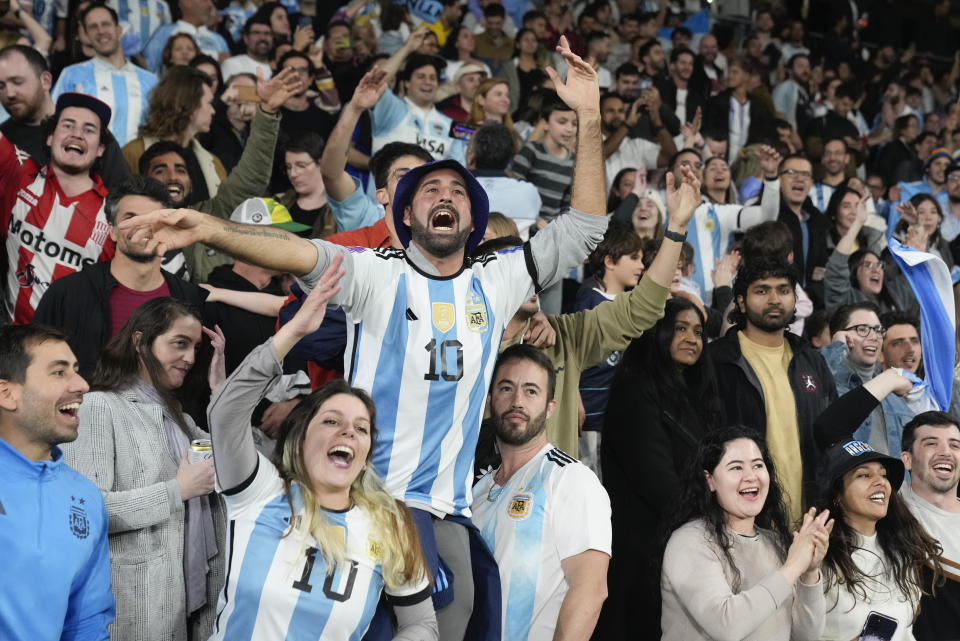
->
xmin=816 ymin=438 xmax=943 ymax=641
xmin=660 ymin=426 xmax=832 ymax=641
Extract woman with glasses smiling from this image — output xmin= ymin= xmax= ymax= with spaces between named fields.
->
xmin=826 ymin=191 xmax=915 ymax=311
xmin=276 ymin=131 xmax=336 ymax=238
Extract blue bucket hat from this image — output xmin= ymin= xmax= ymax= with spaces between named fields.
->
xmin=391 ymin=158 xmax=489 ymax=253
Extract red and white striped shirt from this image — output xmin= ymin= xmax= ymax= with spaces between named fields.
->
xmin=1 ymin=135 xmax=114 ymax=324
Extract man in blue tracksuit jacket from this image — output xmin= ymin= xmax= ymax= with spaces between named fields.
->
xmin=0 ymin=325 xmax=114 ymax=640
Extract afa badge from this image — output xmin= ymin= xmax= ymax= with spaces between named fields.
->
xmin=432 ymin=303 xmax=455 ymax=332
xmin=69 ymin=496 xmax=90 ymax=539
xmin=507 ymin=492 xmax=533 ymax=520
xmin=465 ymin=292 xmax=488 ymax=333
xmin=367 ymin=536 xmax=383 ymax=563
xmin=703 ymin=218 xmax=716 ymax=232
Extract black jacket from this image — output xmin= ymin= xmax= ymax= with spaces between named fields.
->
xmin=596 ymin=368 xmax=713 ymax=641
xmin=32 ymin=261 xmax=211 ymax=378
xmin=704 ymin=89 xmax=775 ymax=147
xmin=707 ymin=329 xmax=838 ymax=507
xmin=655 ymin=76 xmax=708 ymax=126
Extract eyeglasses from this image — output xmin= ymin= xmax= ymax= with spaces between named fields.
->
xmin=859 ymin=260 xmax=885 ymax=270
xmin=844 ymin=324 xmax=886 ymax=338
xmin=780 ymin=168 xmax=813 ymax=179
xmin=948 ymin=174 xmax=960 ymax=182
xmin=285 ymin=65 xmax=311 ymax=75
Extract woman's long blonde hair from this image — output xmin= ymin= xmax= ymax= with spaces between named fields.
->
xmin=469 ymin=78 xmax=515 ymax=131
xmin=274 ymin=380 xmax=429 ymax=590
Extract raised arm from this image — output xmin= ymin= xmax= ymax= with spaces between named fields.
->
xmin=545 ymin=36 xmax=604 ymax=216
xmin=737 ymin=145 xmax=782 ymax=228
xmin=208 ymin=256 xmax=344 ymax=491
xmin=377 ymin=25 xmax=429 ymax=85
xmin=119 ymin=207 xmax=321 ymax=275
xmin=321 ymin=67 xmax=388 ymax=202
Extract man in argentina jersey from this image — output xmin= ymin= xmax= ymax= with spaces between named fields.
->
xmin=52 ymin=4 xmax=158 ymax=148
xmin=366 ymin=27 xmax=467 ymax=162
xmin=473 ymin=345 xmax=611 ymax=641
xmin=666 ymin=146 xmax=782 ymax=305
xmin=0 ymin=92 xmax=114 ymax=324
xmin=105 ymin=0 xmax=171 ymax=55
xmin=122 ymin=36 xmax=606 ymax=640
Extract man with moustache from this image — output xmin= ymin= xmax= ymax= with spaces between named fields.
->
xmin=220 ymin=15 xmax=273 ymax=81
xmin=120 ymin=36 xmax=609 ymax=641
xmin=708 ymin=256 xmax=838 ymax=522
xmin=32 ymin=177 xmax=211 ymax=379
xmin=900 ymin=411 xmax=960 ymax=640
xmin=472 ymin=344 xmax=611 ymax=641
xmin=820 ymin=302 xmax=914 ymax=455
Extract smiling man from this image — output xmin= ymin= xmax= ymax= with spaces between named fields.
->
xmin=708 ymin=256 xmax=838 ymax=522
xmin=0 ymin=324 xmax=114 ymax=641
xmin=32 ymin=177 xmax=211 ymax=378
xmin=52 ymin=4 xmax=158 ymax=147
xmin=820 ymin=302 xmax=915 ymax=456
xmin=900 ymin=411 xmax=960 ymax=639
xmin=0 ymin=92 xmax=115 ymax=324
xmin=120 ymin=36 xmax=608 ymax=641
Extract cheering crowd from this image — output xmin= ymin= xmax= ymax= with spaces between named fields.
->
xmin=3 ymin=0 xmax=960 ymax=640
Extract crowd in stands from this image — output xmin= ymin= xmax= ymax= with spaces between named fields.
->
xmin=4 ymin=0 xmax=960 ymax=640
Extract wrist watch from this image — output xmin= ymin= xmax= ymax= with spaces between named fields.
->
xmin=664 ymin=229 xmax=686 ymax=243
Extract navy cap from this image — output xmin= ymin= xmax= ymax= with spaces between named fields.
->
xmin=816 ymin=439 xmax=905 ymax=500
xmin=391 ymin=158 xmax=489 ymax=253
xmin=55 ymin=92 xmax=112 ymax=129
xmin=947 ymin=160 xmax=960 ymax=177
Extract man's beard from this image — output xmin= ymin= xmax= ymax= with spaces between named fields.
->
xmin=745 ymin=303 xmax=793 ymax=333
xmin=492 ymin=406 xmax=549 ymax=446
xmin=409 ymin=206 xmax=472 ymax=258
xmin=120 ymin=244 xmax=158 ymax=263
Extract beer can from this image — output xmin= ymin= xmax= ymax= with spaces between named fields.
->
xmin=188 ymin=438 xmax=213 ymax=463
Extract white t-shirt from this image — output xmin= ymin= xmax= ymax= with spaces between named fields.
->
xmin=220 ymin=54 xmax=272 ymax=83
xmin=901 ymin=483 xmax=960 ymax=581
xmin=210 ymin=453 xmax=430 ymax=640
xmin=604 ymin=135 xmax=660 ymax=190
xmin=821 ymin=532 xmax=918 ymax=641
xmin=472 ymin=443 xmax=612 ymax=641
xmin=473 ymin=173 xmax=542 ymax=239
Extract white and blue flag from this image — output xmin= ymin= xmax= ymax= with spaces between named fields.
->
xmin=888 ymin=237 xmax=956 ymax=411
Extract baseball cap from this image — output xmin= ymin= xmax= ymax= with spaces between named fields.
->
xmin=230 ymin=198 xmax=311 ymax=233
xmin=55 ymin=92 xmax=112 ymax=128
xmin=453 ymin=62 xmax=488 ymax=85
xmin=816 ymin=439 xmax=905 ymax=500
xmin=391 ymin=158 xmax=489 ymax=252
xmin=946 ymin=160 xmax=960 ymax=177
xmin=925 ymin=147 xmax=952 ymax=169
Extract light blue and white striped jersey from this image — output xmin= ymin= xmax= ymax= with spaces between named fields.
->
xmin=371 ymin=89 xmax=467 ymax=163
xmin=472 ymin=444 xmax=612 ymax=641
xmin=142 ymin=21 xmax=229 ymax=74
xmin=316 ymin=244 xmax=533 ymax=516
xmin=211 ymin=452 xmax=431 ymax=641
xmin=106 ymin=0 xmax=171 ymax=54
xmin=51 ymin=58 xmax=158 ymax=147
xmin=30 ymin=0 xmax=57 ymax=36
xmin=808 ymin=182 xmax=834 ymax=214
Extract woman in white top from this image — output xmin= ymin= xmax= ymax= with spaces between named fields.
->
xmin=817 ymin=438 xmax=943 ymax=641
xmin=660 ymin=426 xmax=833 ymax=641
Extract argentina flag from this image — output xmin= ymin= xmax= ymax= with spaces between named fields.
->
xmin=887 ymin=237 xmax=957 ymax=410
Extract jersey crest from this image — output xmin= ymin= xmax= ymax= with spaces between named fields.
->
xmin=507 ymin=491 xmax=534 ymax=520
xmin=69 ymin=495 xmax=90 ymax=539
xmin=465 ymin=291 xmax=488 ymax=333
xmin=432 ymin=302 xmax=455 ymax=332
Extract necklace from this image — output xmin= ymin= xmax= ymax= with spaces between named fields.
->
xmin=487 ymin=482 xmax=505 ymax=502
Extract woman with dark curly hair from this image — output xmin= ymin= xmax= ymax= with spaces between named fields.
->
xmin=816 ymin=438 xmax=943 ymax=641
xmin=659 ymin=426 xmax=833 ymax=641
xmin=596 ymin=297 xmax=723 ymax=639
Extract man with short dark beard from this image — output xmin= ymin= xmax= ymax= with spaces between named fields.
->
xmin=472 ymin=344 xmax=611 ymax=641
xmin=900 ymin=411 xmax=960 ymax=639
xmin=32 ymin=177 xmax=211 ymax=379
xmin=938 ymin=161 xmax=960 ymax=242
xmin=708 ymin=256 xmax=838 ymax=523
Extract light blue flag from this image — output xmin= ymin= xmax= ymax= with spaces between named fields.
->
xmin=887 ymin=238 xmax=956 ymax=410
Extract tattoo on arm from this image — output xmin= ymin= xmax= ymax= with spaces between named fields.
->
xmin=221 ymin=224 xmax=291 ymax=240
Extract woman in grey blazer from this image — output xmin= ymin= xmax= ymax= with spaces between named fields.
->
xmin=63 ymin=297 xmax=226 ymax=641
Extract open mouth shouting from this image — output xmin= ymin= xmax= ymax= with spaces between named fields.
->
xmin=738 ymin=486 xmax=761 ymax=501
xmin=429 ymin=205 xmax=459 ymax=232
xmin=932 ymin=459 xmax=956 ymax=478
xmin=164 ymin=182 xmax=185 ymax=201
xmin=327 ymin=444 xmax=356 ymax=469
xmin=63 ymin=141 xmax=86 ymax=158
xmin=868 ymin=491 xmax=886 ymax=505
